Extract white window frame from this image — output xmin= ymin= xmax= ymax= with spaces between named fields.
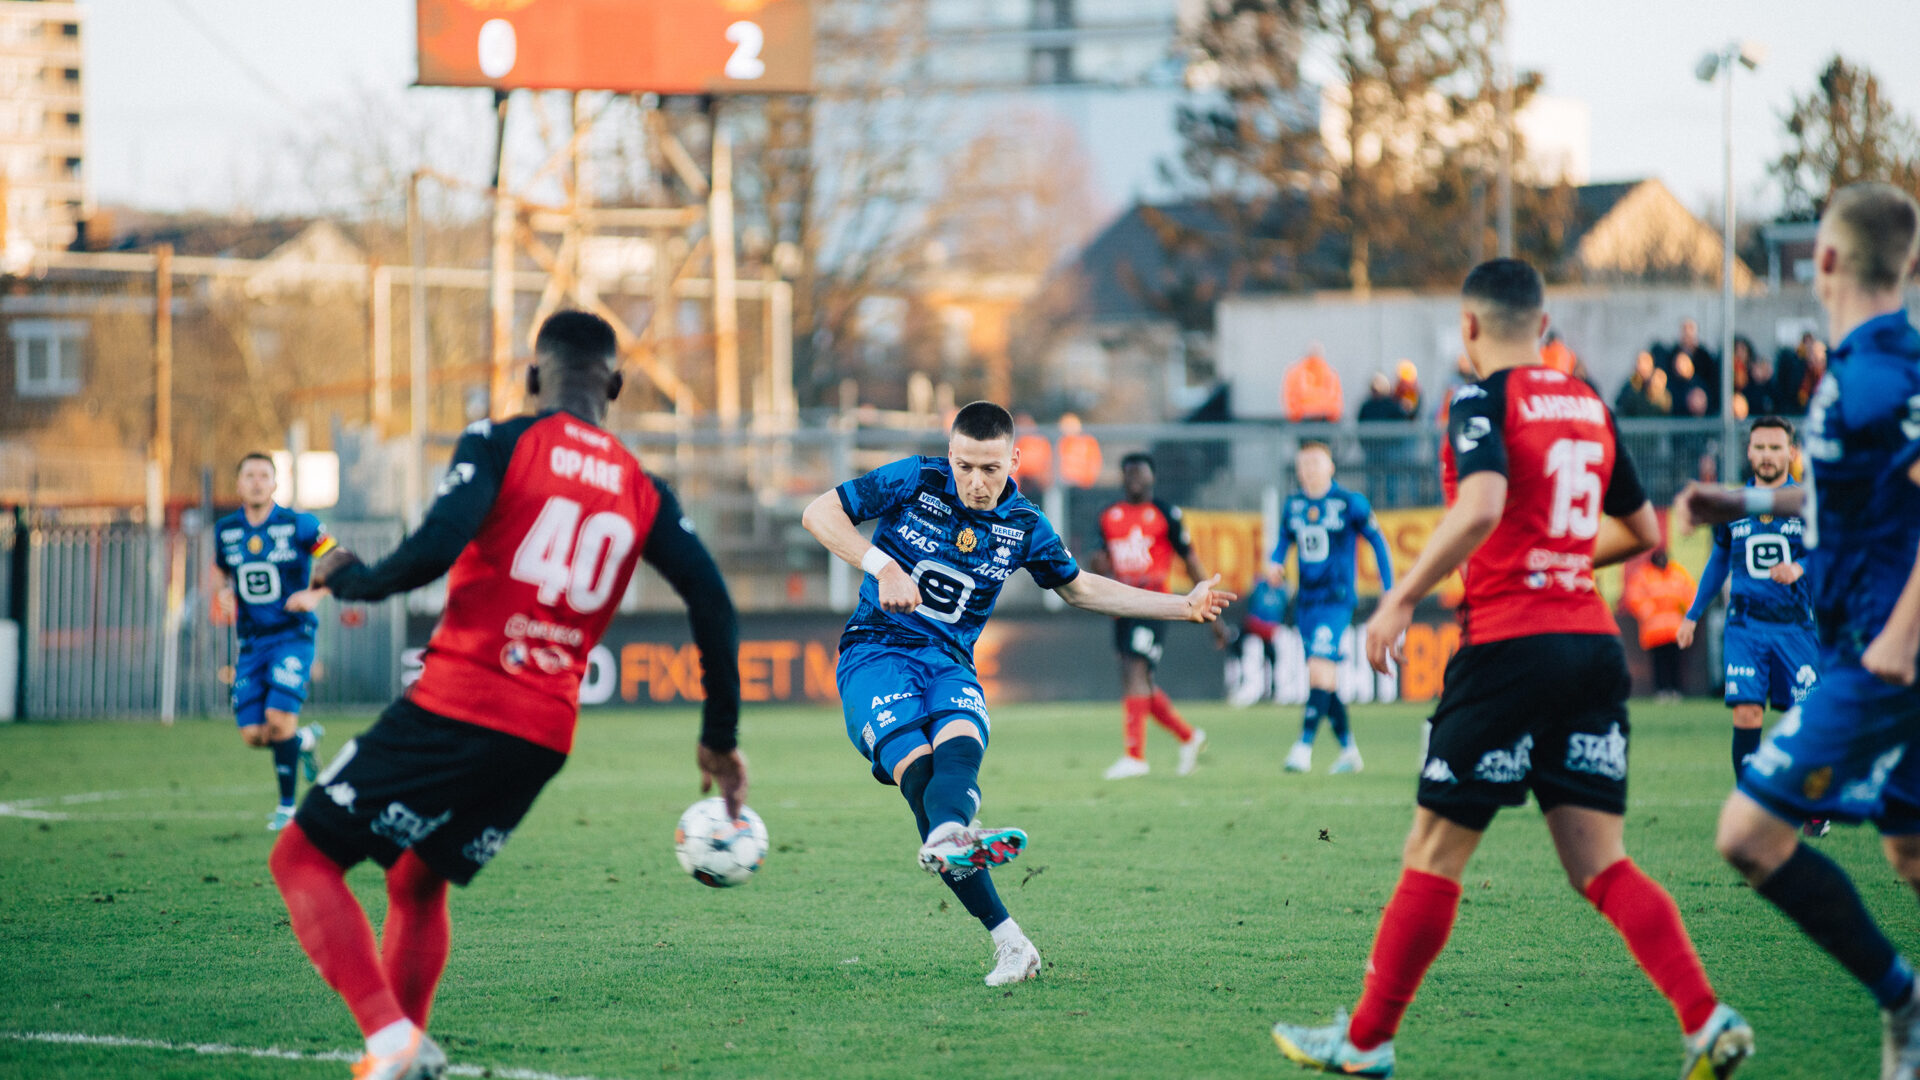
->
xmin=10 ymin=318 xmax=84 ymax=397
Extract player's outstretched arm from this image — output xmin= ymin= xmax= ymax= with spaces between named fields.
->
xmin=1592 ymin=501 xmax=1661 ymax=569
xmin=800 ymin=490 xmax=923 ymax=612
xmin=1672 ymin=481 xmax=1806 ymax=534
xmin=1359 ymin=516 xmax=1395 ymax=593
xmin=322 ymin=430 xmax=505 ymax=601
xmin=1362 ymin=472 xmax=1504 ymax=675
xmin=1862 ymin=457 xmax=1920 ymax=686
xmin=1054 ymin=571 xmax=1234 ymax=622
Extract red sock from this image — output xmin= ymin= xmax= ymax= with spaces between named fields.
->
xmin=1584 ymin=858 xmax=1718 ymax=1032
xmin=1122 ymin=696 xmax=1151 ymax=759
xmin=1348 ymin=868 xmax=1462 ymax=1050
xmin=269 ymin=824 xmax=406 ymax=1037
xmin=1147 ymin=689 xmax=1196 ymax=742
xmin=381 ymin=850 xmax=451 ymax=1027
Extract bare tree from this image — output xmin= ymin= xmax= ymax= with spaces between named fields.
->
xmin=1771 ymin=55 xmax=1920 ymax=220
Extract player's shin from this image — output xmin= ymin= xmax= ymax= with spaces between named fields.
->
xmin=1584 ymin=858 xmax=1718 ymax=1032
xmin=1123 ymin=696 xmax=1151 ymax=759
xmin=1348 ymin=868 xmax=1463 ymax=1051
xmin=381 ymin=851 xmax=451 ymax=1028
xmin=923 ymin=736 xmax=985 ymax=830
xmin=1731 ymin=728 xmax=1762 ymax=775
xmin=269 ymin=824 xmax=408 ymax=1037
xmin=941 ymin=863 xmax=1011 ymax=931
xmin=1147 ymin=689 xmax=1194 ymax=742
xmin=270 ymin=735 xmax=300 ymax=806
xmin=1756 ymin=843 xmax=1917 ymax=1009
xmin=1327 ymin=694 xmax=1352 ymax=748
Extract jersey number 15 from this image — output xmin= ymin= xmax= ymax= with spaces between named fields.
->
xmin=1546 ymin=438 xmax=1604 ymax=540
xmin=510 ymin=495 xmax=637 ymax=614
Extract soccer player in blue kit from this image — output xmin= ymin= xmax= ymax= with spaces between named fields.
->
xmin=802 ymin=402 xmax=1233 ymax=986
xmin=1678 ymin=183 xmax=1920 ymax=1076
xmin=214 ymin=453 xmax=331 ymax=830
xmin=1263 ymin=441 xmax=1394 ymax=774
xmin=1675 ymin=417 xmax=1820 ymax=787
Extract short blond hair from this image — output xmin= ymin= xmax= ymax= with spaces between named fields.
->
xmin=1823 ymin=183 xmax=1920 ymax=290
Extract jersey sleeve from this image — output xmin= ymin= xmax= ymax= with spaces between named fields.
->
xmin=1601 ymin=425 xmax=1649 ymax=517
xmin=641 ymin=481 xmax=741 ymax=752
xmin=1352 ymin=494 xmax=1395 ymax=592
xmin=1158 ymin=500 xmax=1193 ymax=559
xmin=835 ymin=456 xmax=925 ymax=525
xmin=326 ymin=425 xmax=509 ymax=602
xmin=1686 ymin=524 xmax=1732 ymax=622
xmin=1023 ymin=514 xmax=1081 ymax=590
xmin=1269 ymin=505 xmax=1293 ymax=564
xmin=1446 ymin=383 xmax=1507 ymax=479
xmin=296 ymin=513 xmax=336 ymax=558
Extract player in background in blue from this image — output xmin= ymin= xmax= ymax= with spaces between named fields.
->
xmin=214 ymin=453 xmax=331 ymax=831
xmin=1675 ymin=418 xmax=1820 ymax=793
xmin=1677 ymin=183 xmax=1920 ymax=1075
xmin=802 ymin=402 xmax=1233 ymax=986
xmin=1263 ymin=441 xmax=1394 ymax=775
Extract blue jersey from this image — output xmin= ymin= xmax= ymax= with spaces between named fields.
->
xmin=1685 ymin=480 xmax=1813 ymax=627
xmin=1802 ymin=310 xmax=1920 ymax=656
xmin=1271 ymin=482 xmax=1393 ymax=607
xmin=835 ymin=456 xmax=1081 ymax=665
xmin=214 ymin=505 xmax=334 ymax=643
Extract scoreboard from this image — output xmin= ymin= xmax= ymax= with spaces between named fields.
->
xmin=417 ymin=0 xmax=812 ymax=95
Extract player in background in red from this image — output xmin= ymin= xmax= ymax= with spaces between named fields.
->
xmin=1270 ymin=260 xmax=1752 ymax=1079
xmin=270 ymin=312 xmax=746 ymax=1080
xmin=1091 ymin=452 xmax=1222 ymax=779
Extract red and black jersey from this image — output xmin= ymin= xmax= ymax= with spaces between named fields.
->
xmin=1098 ymin=498 xmax=1192 ymax=592
xmin=1441 ymin=366 xmax=1647 ymax=645
xmin=326 ymin=410 xmax=740 ymax=755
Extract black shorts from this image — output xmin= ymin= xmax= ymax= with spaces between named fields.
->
xmin=1417 ymin=633 xmax=1631 ymax=831
xmin=295 ymin=698 xmax=567 ymax=886
xmin=1114 ymin=618 xmax=1164 ymax=665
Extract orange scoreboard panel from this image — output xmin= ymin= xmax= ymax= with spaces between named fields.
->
xmin=417 ymin=0 xmax=812 ymax=95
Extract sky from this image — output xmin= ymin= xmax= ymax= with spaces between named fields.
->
xmin=85 ymin=0 xmax=1920 ymax=220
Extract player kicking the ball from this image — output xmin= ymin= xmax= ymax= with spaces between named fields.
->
xmin=1264 ymin=441 xmax=1393 ymax=774
xmin=269 ymin=312 xmax=745 ymax=1080
xmin=1271 ymin=260 xmax=1752 ymax=1079
xmin=1091 ymin=451 xmax=1220 ymax=780
xmin=802 ymin=402 xmax=1232 ymax=986
xmin=1680 ymin=183 xmax=1920 ymax=1078
xmin=215 ymin=453 xmax=331 ymax=831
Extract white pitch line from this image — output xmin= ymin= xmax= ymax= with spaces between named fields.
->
xmin=2 ymin=1031 xmax=637 ymax=1080
xmin=0 ymin=785 xmax=288 ymax=823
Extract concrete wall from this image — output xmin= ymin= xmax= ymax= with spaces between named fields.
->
xmin=1213 ymin=285 xmax=1920 ymax=420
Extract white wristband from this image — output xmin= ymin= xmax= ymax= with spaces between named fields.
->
xmin=1741 ymin=487 xmax=1775 ymax=516
xmin=861 ymin=546 xmax=894 ymax=577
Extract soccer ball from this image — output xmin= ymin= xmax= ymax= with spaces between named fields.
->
xmin=674 ymin=797 xmax=768 ymax=888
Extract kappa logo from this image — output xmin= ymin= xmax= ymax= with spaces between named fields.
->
xmin=1565 ymin=723 xmax=1628 ymax=781
xmin=1421 ymin=758 xmax=1457 ymax=784
xmin=1473 ymin=735 xmax=1533 ymax=784
xmin=325 ymin=781 xmax=357 ymax=809
xmin=370 ymin=802 xmax=453 ymax=849
xmin=463 ymin=827 xmax=512 ymax=867
xmin=437 ymin=462 xmax=475 ymax=496
xmin=1455 ymin=415 xmax=1492 ymax=453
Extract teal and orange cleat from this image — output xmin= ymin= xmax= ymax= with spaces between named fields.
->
xmin=1680 ymin=1002 xmax=1754 ymax=1079
xmin=1271 ymin=1009 xmax=1394 ymax=1078
xmin=917 ymin=822 xmax=1027 ymax=875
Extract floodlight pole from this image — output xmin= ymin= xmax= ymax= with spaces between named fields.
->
xmin=407 ymin=171 xmax=430 ymax=529
xmin=489 ymin=89 xmax=516 ymax=420
xmin=710 ymin=111 xmax=741 ymax=430
xmin=149 ymin=243 xmax=173 ymax=530
xmin=1710 ymin=46 xmax=1741 ymax=486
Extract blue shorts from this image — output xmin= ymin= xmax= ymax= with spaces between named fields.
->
xmin=837 ymin=642 xmax=991 ymax=785
xmin=1296 ymin=601 xmax=1355 ymax=661
xmin=1739 ymin=657 xmax=1920 ymax=833
xmin=233 ymin=636 xmax=315 ymax=727
xmin=1722 ymin=620 xmax=1819 ymax=711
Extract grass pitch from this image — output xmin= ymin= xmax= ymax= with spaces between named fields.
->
xmin=0 ymin=698 xmax=1908 ymax=1079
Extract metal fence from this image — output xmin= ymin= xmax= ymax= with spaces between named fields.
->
xmin=18 ymin=518 xmax=405 ymax=719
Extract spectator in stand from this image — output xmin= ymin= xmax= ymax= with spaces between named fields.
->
xmin=1682 ymin=385 xmax=1710 ymax=418
xmin=1614 ymin=351 xmax=1671 ymax=417
xmin=1013 ymin=413 xmax=1053 ymax=493
xmin=1540 ymin=329 xmax=1578 ymax=375
xmin=1357 ymin=372 xmax=1404 ymax=421
xmin=1658 ymin=318 xmax=1721 ymax=413
xmin=1570 ymin=356 xmax=1601 ymax=393
xmin=1670 ymin=351 xmax=1707 ymax=413
xmin=1391 ymin=360 xmax=1422 ymax=418
xmin=1744 ymin=353 xmax=1787 ymax=416
xmin=1282 ymin=345 xmax=1344 ymax=422
xmin=1621 ymin=545 xmax=1697 ymax=702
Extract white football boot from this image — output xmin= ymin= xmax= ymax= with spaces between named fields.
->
xmin=1284 ymin=740 xmax=1314 ymax=773
xmin=1176 ymin=729 xmax=1208 ymax=776
xmin=1103 ymin=755 xmax=1151 ymax=780
xmin=985 ymin=928 xmax=1041 ymax=987
xmin=350 ymin=1028 xmax=446 ymax=1080
xmin=1885 ymin=985 xmax=1920 ymax=1080
xmin=1330 ymin=745 xmax=1364 ymax=775
xmin=918 ymin=821 xmax=1028 ymax=875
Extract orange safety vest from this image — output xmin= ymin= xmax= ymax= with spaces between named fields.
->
xmin=1057 ymin=433 xmax=1103 ymax=489
xmin=1284 ymin=356 xmax=1344 ymax=422
xmin=1014 ymin=434 xmax=1054 ymax=491
xmin=1621 ymin=560 xmax=1697 ymax=650
xmin=1541 ymin=339 xmax=1578 ymax=375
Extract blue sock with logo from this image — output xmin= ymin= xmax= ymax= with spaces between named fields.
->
xmin=1328 ymin=693 xmax=1352 ymax=748
xmin=923 ymin=736 xmax=985 ymax=831
xmin=270 ymin=736 xmax=299 ymax=806
xmin=1301 ymin=689 xmax=1331 ymax=745
xmin=1731 ymin=728 xmax=1761 ymax=776
xmin=1757 ymin=843 xmax=1915 ymax=1009
xmin=898 ymin=754 xmax=1007 ymax=929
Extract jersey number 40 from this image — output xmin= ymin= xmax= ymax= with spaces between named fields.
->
xmin=510 ymin=495 xmax=636 ymax=614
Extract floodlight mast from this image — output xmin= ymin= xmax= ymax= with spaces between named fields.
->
xmin=1697 ymin=41 xmax=1761 ymax=486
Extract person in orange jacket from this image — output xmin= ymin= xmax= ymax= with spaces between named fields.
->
xmin=1283 ymin=346 xmax=1344 ymax=422
xmin=1621 ymin=546 xmax=1697 ymax=701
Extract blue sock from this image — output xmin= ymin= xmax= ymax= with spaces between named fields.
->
xmin=270 ymin=736 xmax=299 ymax=806
xmin=1301 ymin=688 xmax=1331 ymax=745
xmin=1757 ymin=843 xmax=1915 ymax=1008
xmin=942 ymin=864 xmax=1010 ymax=931
xmin=1328 ymin=694 xmax=1352 ymax=748
xmin=1731 ymin=728 xmax=1762 ymax=777
xmin=923 ymin=736 xmax=985 ymax=831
